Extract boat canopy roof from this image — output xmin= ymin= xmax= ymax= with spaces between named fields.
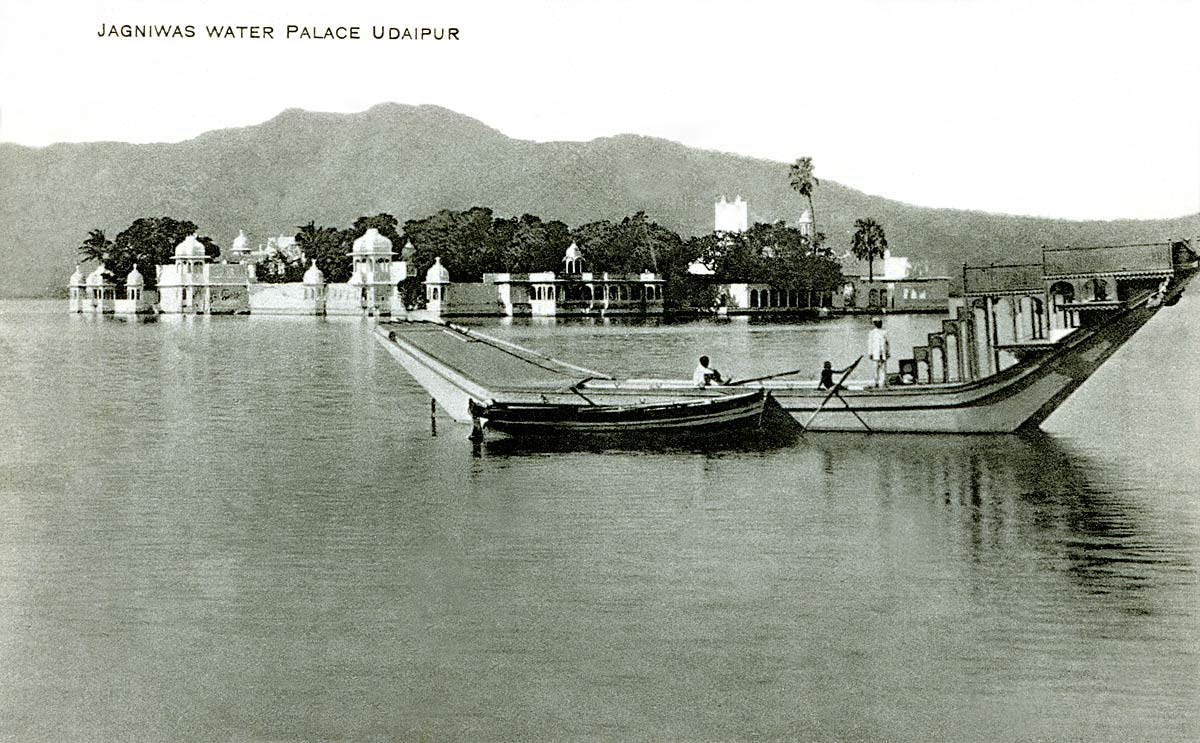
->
xmin=963 ymin=263 xmax=1042 ymax=296
xmin=964 ymin=241 xmax=1189 ymax=296
xmin=1043 ymin=242 xmax=1175 ymax=279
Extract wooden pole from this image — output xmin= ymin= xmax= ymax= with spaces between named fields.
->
xmin=833 ymin=389 xmax=873 ymax=431
xmin=800 ymin=356 xmax=863 ymax=433
xmin=727 ymin=368 xmax=806 ymax=386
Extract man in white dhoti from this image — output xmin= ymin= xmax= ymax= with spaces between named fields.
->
xmin=867 ymin=318 xmax=889 ymax=388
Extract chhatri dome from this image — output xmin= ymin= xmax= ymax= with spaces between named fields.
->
xmin=401 ymin=240 xmax=416 ymax=261
xmin=126 ymin=264 xmax=144 ymax=287
xmin=69 ymin=265 xmax=86 ymax=287
xmin=303 ymin=259 xmax=325 ymax=285
xmin=351 ymin=228 xmax=395 ymax=256
xmin=86 ymin=264 xmax=113 ymax=287
xmin=174 ymin=233 xmax=207 ymax=259
xmin=425 ymin=256 xmax=450 ymax=284
xmin=562 ymin=241 xmax=584 ymax=273
xmin=231 ymin=230 xmax=248 ymax=253
xmin=797 ymin=210 xmax=813 ymax=237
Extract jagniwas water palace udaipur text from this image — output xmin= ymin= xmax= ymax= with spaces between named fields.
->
xmin=95 ymin=24 xmax=460 ymax=41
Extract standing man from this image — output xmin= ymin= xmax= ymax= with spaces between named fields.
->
xmin=868 ymin=318 xmax=889 ymax=388
xmin=693 ymin=356 xmax=724 ymax=387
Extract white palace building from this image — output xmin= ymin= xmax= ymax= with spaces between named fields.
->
xmin=423 ymin=242 xmax=665 ymax=318
xmin=69 ymin=229 xmax=409 ymax=317
xmin=69 ymin=230 xmax=664 ymax=318
xmin=690 ymin=196 xmax=838 ymax=315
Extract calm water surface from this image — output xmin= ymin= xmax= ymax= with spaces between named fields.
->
xmin=0 ymin=299 xmax=1197 ymax=741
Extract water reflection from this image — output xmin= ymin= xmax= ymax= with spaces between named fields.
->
xmin=807 ymin=431 xmax=1193 ymax=618
xmin=478 ymin=428 xmax=1192 ymax=619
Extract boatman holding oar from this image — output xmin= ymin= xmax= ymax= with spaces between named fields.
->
xmin=868 ymin=318 xmax=890 ymax=388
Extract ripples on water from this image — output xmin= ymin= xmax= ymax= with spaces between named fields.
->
xmin=0 ymin=300 xmax=1196 ymax=741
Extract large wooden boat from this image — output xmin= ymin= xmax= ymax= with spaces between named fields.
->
xmin=375 ymin=239 xmax=1198 ymax=434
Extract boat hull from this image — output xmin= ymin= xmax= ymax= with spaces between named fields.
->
xmin=470 ymin=390 xmax=771 ymax=439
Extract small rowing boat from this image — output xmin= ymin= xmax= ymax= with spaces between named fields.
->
xmin=467 ymin=388 xmax=772 ymax=440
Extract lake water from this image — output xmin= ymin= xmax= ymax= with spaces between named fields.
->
xmin=1 ymin=298 xmax=1197 ymax=741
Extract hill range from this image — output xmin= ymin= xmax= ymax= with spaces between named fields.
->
xmin=2 ymin=102 xmax=1197 ymax=297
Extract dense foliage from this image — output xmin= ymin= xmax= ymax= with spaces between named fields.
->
xmin=77 ymin=217 xmax=218 ymax=289
xmin=79 ymin=207 xmax=845 ymax=311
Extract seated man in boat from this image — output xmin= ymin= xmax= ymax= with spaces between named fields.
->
xmin=693 ymin=356 xmax=725 ymax=387
xmin=817 ymin=360 xmax=850 ymax=390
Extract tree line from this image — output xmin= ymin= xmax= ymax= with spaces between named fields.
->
xmin=77 ymin=217 xmax=219 ymax=290
xmin=77 ymin=156 xmax=894 ymax=309
xmin=80 ymin=209 xmax=851 ymax=310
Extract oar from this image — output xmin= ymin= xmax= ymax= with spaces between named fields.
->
xmin=727 ymin=367 xmax=806 ymax=386
xmin=832 ymin=387 xmax=873 ymax=432
xmin=800 ymin=356 xmax=863 ymax=433
xmin=568 ymin=377 xmax=598 ymax=406
xmin=448 ymin=322 xmax=614 ymax=379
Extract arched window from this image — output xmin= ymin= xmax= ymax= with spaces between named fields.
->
xmin=946 ymin=334 xmax=961 ymax=382
xmin=1050 ymin=281 xmax=1076 ymax=330
xmin=930 ymin=347 xmax=945 ymax=383
xmin=993 ymin=297 xmax=1016 ymax=345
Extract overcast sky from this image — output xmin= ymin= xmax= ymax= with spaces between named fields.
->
xmin=2 ymin=0 xmax=1197 ymax=220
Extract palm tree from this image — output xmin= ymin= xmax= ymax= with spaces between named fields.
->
xmin=788 ymin=157 xmax=819 ymax=252
xmin=851 ymin=218 xmax=888 ymax=282
xmin=78 ymin=228 xmax=112 ymax=264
